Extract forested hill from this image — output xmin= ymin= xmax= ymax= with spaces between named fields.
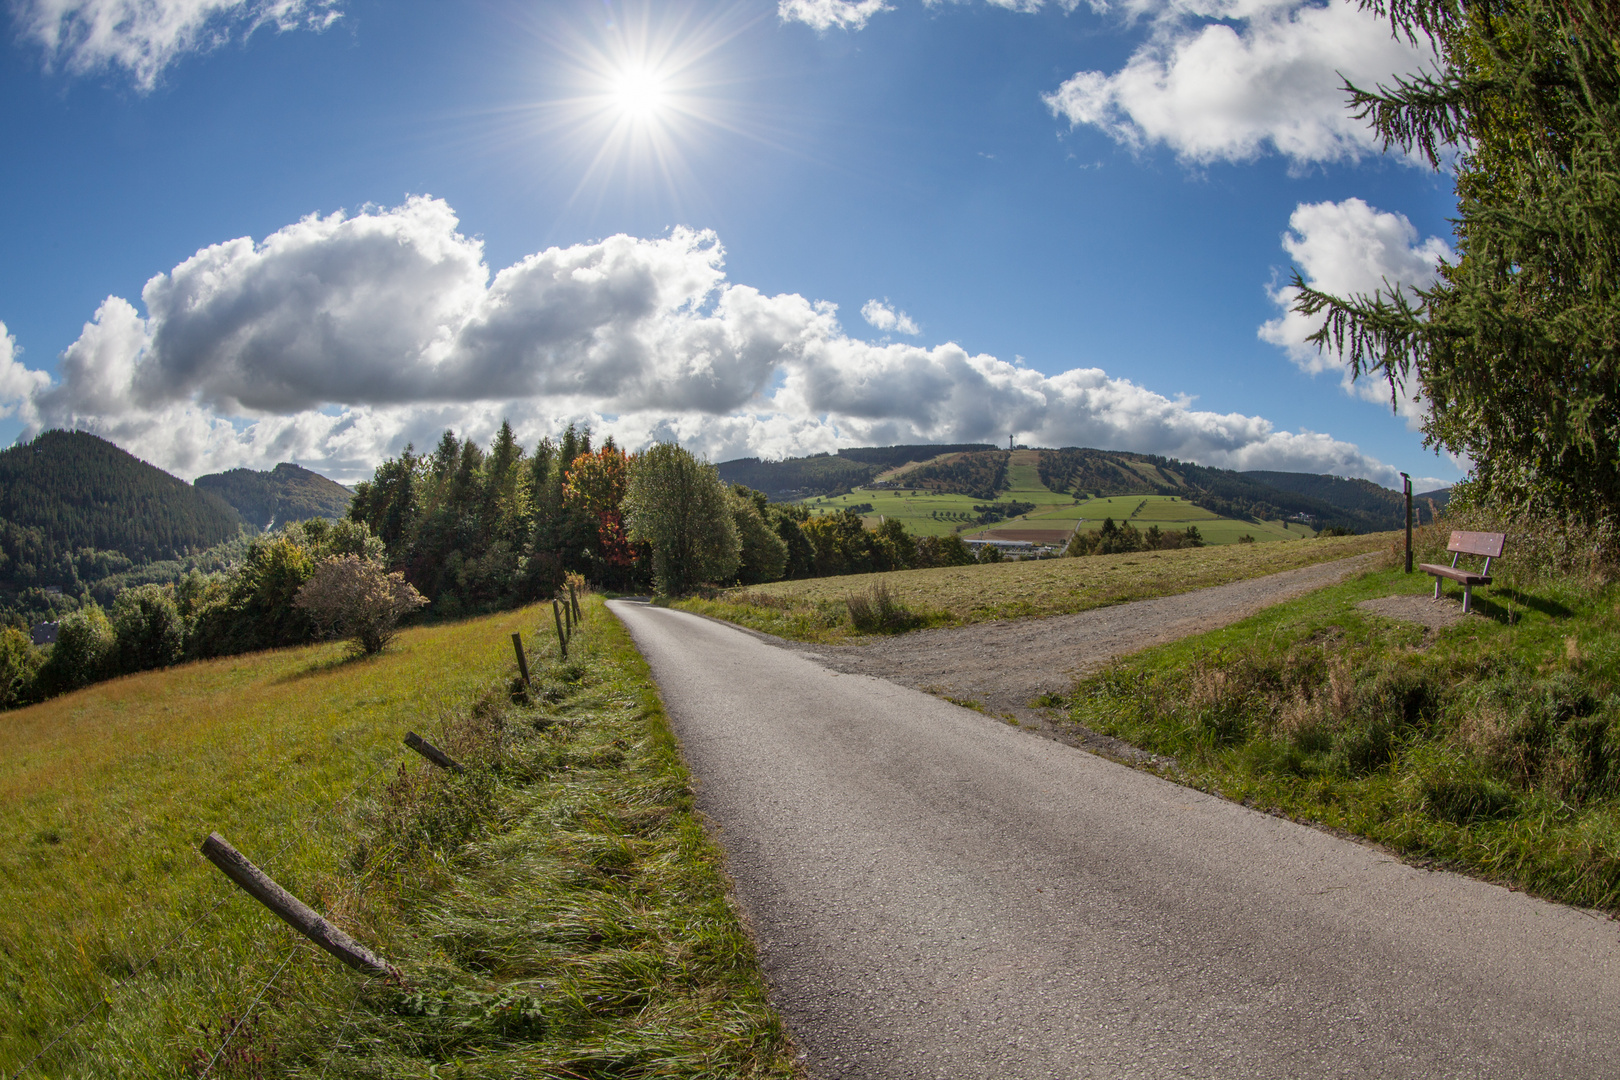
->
xmin=717 ymin=444 xmax=995 ymax=499
xmin=0 ymin=431 xmax=245 ymax=589
xmin=195 ymin=462 xmax=353 ymax=528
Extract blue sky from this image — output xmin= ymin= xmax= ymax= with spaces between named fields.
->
xmin=0 ymin=0 xmax=1459 ymax=488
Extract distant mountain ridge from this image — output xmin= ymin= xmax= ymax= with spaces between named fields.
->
xmin=195 ymin=462 xmax=353 ymax=528
xmin=0 ymin=430 xmax=246 ymax=593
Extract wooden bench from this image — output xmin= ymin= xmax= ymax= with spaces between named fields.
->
xmin=1419 ymin=531 xmax=1505 ymax=614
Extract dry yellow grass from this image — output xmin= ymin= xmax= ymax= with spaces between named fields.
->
xmin=678 ymin=533 xmax=1389 ymax=641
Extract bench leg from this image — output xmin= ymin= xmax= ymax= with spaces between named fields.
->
xmin=1433 ymin=577 xmax=1441 ymax=600
xmin=1463 ymin=584 xmax=1472 ymax=614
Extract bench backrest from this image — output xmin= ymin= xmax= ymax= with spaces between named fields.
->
xmin=1448 ymin=531 xmax=1506 ymax=558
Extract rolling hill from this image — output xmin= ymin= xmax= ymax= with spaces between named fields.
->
xmin=726 ymin=443 xmax=1420 ymax=533
xmin=195 ymin=462 xmax=353 ymax=528
xmin=0 ymin=430 xmax=246 ymax=593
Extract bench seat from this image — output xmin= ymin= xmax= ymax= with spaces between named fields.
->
xmin=1420 ymin=531 xmax=1505 ymax=613
xmin=1418 ymin=563 xmax=1492 ymax=586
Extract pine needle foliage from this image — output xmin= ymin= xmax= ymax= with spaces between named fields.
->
xmin=1293 ymin=0 xmax=1620 ymax=521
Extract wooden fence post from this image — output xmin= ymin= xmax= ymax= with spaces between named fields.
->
xmin=404 ymin=731 xmax=466 ymax=774
xmin=564 ymin=598 xmax=572 ymax=637
xmin=511 ymin=632 xmax=531 ymax=687
xmin=200 ymin=833 xmax=393 ymax=977
xmin=552 ymin=601 xmax=568 ymax=659
xmin=568 ymin=583 xmax=581 ymax=624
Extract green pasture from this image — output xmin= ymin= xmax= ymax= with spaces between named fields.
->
xmin=798 ymin=471 xmax=1314 ymax=545
xmin=0 ymin=602 xmax=795 ymax=1078
xmin=803 ymin=488 xmax=1017 ymax=536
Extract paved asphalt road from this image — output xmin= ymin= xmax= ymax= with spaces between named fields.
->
xmin=609 ymin=600 xmax=1620 ymax=1079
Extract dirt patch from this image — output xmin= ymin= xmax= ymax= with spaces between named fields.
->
xmin=737 ymin=552 xmax=1382 ymax=763
xmin=1356 ymin=593 xmax=1471 ymax=632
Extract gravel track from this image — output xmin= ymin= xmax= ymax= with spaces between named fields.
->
xmin=780 ymin=552 xmax=1381 ymax=754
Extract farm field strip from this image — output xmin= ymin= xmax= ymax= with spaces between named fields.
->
xmin=678 ymin=532 xmax=1390 ymax=641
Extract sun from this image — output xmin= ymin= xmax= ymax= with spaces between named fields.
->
xmin=610 ymin=65 xmax=668 ymax=121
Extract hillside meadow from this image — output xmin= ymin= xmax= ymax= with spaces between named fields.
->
xmin=1 ymin=601 xmax=796 ymax=1078
xmin=677 ymin=532 xmax=1388 ymax=642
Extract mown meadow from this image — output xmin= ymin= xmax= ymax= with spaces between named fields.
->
xmin=1 ymin=599 xmax=797 ymax=1078
xmin=677 ymin=531 xmax=1386 ymax=642
xmin=1056 ymin=519 xmax=1620 ymax=911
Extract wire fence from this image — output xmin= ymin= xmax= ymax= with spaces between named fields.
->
xmin=5 ymin=611 xmax=577 ymax=1079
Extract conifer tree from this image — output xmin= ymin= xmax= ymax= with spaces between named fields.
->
xmin=1293 ymin=0 xmax=1620 ymax=521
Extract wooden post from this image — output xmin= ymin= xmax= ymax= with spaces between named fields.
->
xmin=552 ymin=600 xmax=568 ymax=659
xmin=564 ymin=597 xmax=573 ymax=637
xmin=511 ymin=632 xmax=531 ymax=687
xmin=404 ymin=731 xmax=465 ymax=773
xmin=200 ymin=833 xmax=393 ymax=977
xmin=1401 ymin=471 xmax=1413 ymax=574
xmin=568 ymin=583 xmax=581 ymax=624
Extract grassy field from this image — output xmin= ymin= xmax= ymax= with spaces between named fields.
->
xmin=677 ymin=532 xmax=1389 ymax=642
xmin=1057 ymin=533 xmax=1620 ymax=912
xmin=802 ymin=454 xmax=1312 ymax=544
xmin=0 ymin=602 xmax=796 ymax=1078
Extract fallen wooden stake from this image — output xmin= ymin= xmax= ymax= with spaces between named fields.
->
xmin=511 ymin=632 xmax=531 ymax=687
xmin=553 ymin=600 xmax=568 ymax=659
xmin=404 ymin=731 xmax=465 ymax=774
xmin=200 ymin=832 xmax=393 ymax=977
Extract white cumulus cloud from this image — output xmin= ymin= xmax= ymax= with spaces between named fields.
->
xmin=1259 ymin=197 xmax=1452 ymax=422
xmin=0 ymin=196 xmax=1414 ymax=488
xmin=1045 ymin=0 xmax=1434 ymax=166
xmin=778 ymin=0 xmax=891 ymax=32
xmin=861 ymin=299 xmax=921 ymax=336
xmin=13 ymin=0 xmax=342 ymax=89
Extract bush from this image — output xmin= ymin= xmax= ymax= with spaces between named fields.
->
xmin=38 ymin=604 xmax=116 ymax=695
xmin=0 ymin=627 xmax=40 ymax=708
xmin=295 ymin=555 xmax=428 ymax=654
xmin=845 ymin=581 xmax=920 ymax=634
xmin=112 ymin=584 xmax=185 ymax=673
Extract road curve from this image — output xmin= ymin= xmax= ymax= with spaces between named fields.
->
xmin=610 ymin=600 xmax=1620 ymax=1079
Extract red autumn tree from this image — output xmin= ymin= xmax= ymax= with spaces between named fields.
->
xmin=563 ymin=445 xmax=636 ymax=572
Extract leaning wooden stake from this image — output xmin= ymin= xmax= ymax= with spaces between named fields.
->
xmin=200 ymin=832 xmax=393 ymax=977
xmin=568 ymin=583 xmax=581 ymax=624
xmin=564 ymin=597 xmax=573 ymax=637
xmin=553 ymin=600 xmax=568 ymax=659
xmin=404 ymin=731 xmax=465 ymax=774
xmin=511 ymin=632 xmax=531 ymax=687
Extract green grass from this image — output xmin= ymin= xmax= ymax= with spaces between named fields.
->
xmin=677 ymin=532 xmax=1388 ymax=642
xmin=801 ymin=484 xmax=1311 ymax=544
xmin=1059 ymin=549 xmax=1620 ymax=912
xmin=0 ymin=601 xmax=797 ymax=1078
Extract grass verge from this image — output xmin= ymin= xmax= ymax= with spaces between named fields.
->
xmin=1056 ymin=553 xmax=1620 ymax=912
xmin=677 ymin=532 xmax=1387 ymax=643
xmin=1 ymin=599 xmax=797 ymax=1079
